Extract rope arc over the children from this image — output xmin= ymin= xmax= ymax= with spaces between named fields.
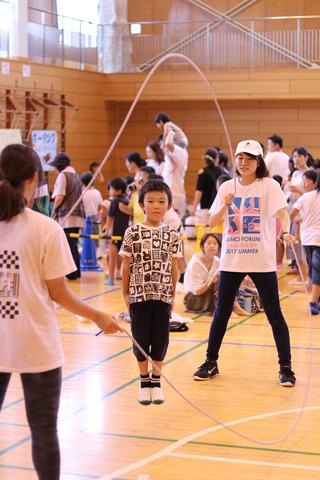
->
xmin=59 ymin=53 xmax=314 ymax=444
xmin=60 ymin=52 xmax=235 ymax=227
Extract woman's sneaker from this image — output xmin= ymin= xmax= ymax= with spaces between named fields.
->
xmin=193 ymin=360 xmax=219 ymax=381
xmin=151 ymin=386 xmax=165 ymax=404
xmin=309 ymin=302 xmax=320 ymax=315
xmin=138 ymin=387 xmax=151 ymax=405
xmin=279 ymin=367 xmax=296 ymax=387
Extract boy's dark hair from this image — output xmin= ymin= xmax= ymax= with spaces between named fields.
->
xmin=124 ymin=175 xmax=134 ymax=185
xmin=89 ymin=161 xmax=100 ymax=172
xmin=0 ymin=144 xmax=42 ymax=221
xmin=216 ymin=174 xmax=231 ymax=189
xmin=303 ymin=169 xmax=318 ymax=183
xmin=154 ymin=112 xmax=171 ymax=124
xmin=200 ymin=233 xmax=221 ymax=251
xmin=272 ymin=174 xmax=283 ymax=186
xmin=268 ymin=134 xmax=283 ymax=148
xmin=316 ymin=172 xmax=320 ymax=193
xmin=126 ymin=152 xmax=146 ymax=168
xmin=148 ymin=174 xmax=164 ymax=181
xmin=80 ymin=171 xmax=93 ymax=187
xmin=235 ymin=153 xmax=269 ymax=179
xmin=314 ymin=159 xmax=320 ymax=170
xmin=139 ymin=179 xmax=172 ymax=205
xmin=140 ymin=165 xmax=155 ymax=175
xmin=109 ymin=177 xmax=127 ymax=194
xmin=218 ymin=152 xmax=229 ymax=167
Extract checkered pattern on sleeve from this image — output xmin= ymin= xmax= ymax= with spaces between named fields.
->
xmin=0 ymin=250 xmax=19 ymax=269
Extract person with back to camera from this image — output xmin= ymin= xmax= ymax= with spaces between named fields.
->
xmin=193 ymin=140 xmax=296 ymax=387
xmin=120 ymin=180 xmax=180 ymax=405
xmin=104 ymin=177 xmax=129 ymax=286
xmin=190 ymin=148 xmax=222 ymax=224
xmin=0 ymin=144 xmax=121 ymax=480
xmin=154 ymin=112 xmax=188 ymax=216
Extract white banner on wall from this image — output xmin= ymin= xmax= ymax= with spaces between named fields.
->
xmin=0 ymin=129 xmax=22 ymax=152
xmin=32 ymin=130 xmax=57 ymax=171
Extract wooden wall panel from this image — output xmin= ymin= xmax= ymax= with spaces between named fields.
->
xmin=128 ymin=0 xmax=320 ymax=31
xmin=1 ymin=58 xmax=320 ymax=203
xmin=0 ymin=59 xmax=116 ymax=197
xmin=110 ymin=98 xmax=320 ymax=202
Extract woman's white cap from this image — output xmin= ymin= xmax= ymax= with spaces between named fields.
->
xmin=235 ymin=140 xmax=263 ymax=157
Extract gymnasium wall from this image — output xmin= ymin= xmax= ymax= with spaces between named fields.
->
xmin=0 ymin=59 xmax=116 ymax=193
xmin=1 ymin=59 xmax=320 ymax=200
xmin=108 ymin=97 xmax=320 ymax=201
xmin=128 ymin=0 xmax=320 ymax=30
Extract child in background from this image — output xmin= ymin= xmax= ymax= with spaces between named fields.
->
xmin=0 ymin=144 xmax=120 ymax=480
xmin=291 ymin=171 xmax=320 ymax=314
xmin=80 ymin=172 xmax=103 ymax=256
xmin=104 ymin=178 xmax=129 ymax=286
xmin=119 ymin=166 xmax=156 ymax=225
xmin=120 ymin=180 xmax=180 ymax=405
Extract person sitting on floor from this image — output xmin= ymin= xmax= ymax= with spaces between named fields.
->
xmin=184 ymin=233 xmax=248 ymax=316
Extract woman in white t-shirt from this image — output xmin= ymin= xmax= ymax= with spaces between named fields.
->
xmin=0 ymin=144 xmax=120 ymax=480
xmin=193 ymin=140 xmax=296 ymax=387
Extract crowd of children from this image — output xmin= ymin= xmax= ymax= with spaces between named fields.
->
xmin=2 ymin=113 xmax=320 ymax=477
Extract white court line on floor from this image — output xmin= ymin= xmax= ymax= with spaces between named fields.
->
xmin=169 ymin=452 xmax=320 ymax=472
xmin=99 ymin=406 xmax=320 ymax=480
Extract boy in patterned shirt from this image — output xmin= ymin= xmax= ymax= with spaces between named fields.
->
xmin=120 ymin=180 xmax=180 ymax=405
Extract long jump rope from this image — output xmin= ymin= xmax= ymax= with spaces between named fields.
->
xmin=61 ymin=53 xmax=314 ymax=446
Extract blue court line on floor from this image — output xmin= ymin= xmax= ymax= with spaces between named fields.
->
xmin=56 ymin=286 xmax=122 ymax=310
xmin=2 ymin=347 xmax=131 ymax=411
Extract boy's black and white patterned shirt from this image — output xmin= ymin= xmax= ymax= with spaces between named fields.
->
xmin=120 ymin=223 xmax=181 ymax=304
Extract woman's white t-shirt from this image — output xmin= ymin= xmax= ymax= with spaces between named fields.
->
xmin=209 ymin=177 xmax=287 ymax=272
xmin=0 ymin=209 xmax=76 ymax=373
xmin=293 ymin=190 xmax=320 ymax=246
xmin=184 ymin=254 xmax=220 ymax=295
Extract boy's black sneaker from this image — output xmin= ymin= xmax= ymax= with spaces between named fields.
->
xmin=279 ymin=367 xmax=296 ymax=387
xmin=193 ymin=360 xmax=219 ymax=381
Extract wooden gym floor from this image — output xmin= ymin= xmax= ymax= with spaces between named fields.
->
xmin=0 ymin=240 xmax=319 ymax=480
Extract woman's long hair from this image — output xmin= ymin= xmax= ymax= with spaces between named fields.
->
xmin=147 ymin=140 xmax=165 ymax=165
xmin=0 ymin=144 xmax=42 ymax=221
